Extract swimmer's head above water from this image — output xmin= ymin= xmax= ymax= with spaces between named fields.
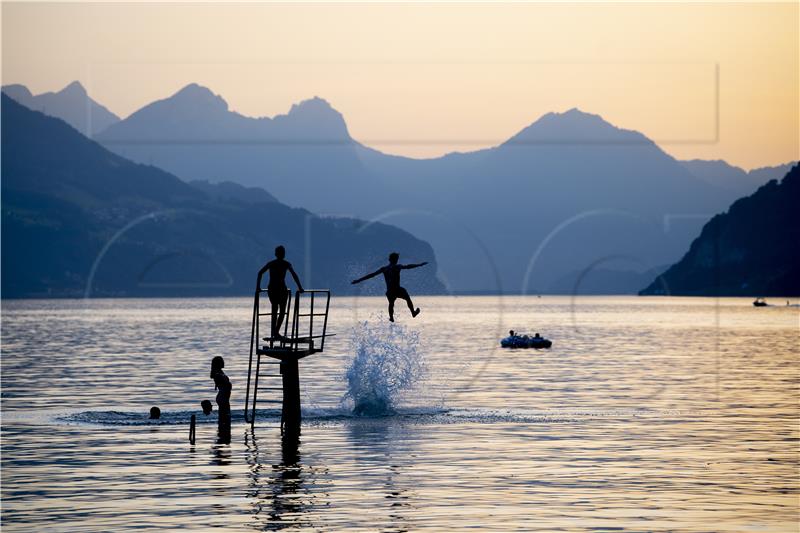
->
xmin=201 ymin=400 xmax=213 ymax=415
xmin=149 ymin=406 xmax=161 ymax=419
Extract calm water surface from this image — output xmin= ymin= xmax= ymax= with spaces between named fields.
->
xmin=2 ymin=296 xmax=798 ymax=531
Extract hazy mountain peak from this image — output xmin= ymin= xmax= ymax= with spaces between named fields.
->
xmin=60 ymin=80 xmax=87 ymax=96
xmin=506 ymin=107 xmax=649 ymax=145
xmin=168 ymin=83 xmax=229 ymax=111
xmin=562 ymin=107 xmax=600 ymax=118
xmin=2 ymin=81 xmax=119 ymax=136
xmin=287 ymin=96 xmax=344 ymax=121
xmin=97 ymin=83 xmax=230 ymax=138
xmin=2 ymin=83 xmax=34 ymax=102
xmin=289 ymin=96 xmax=334 ymax=113
xmin=280 ymin=96 xmax=349 ymax=138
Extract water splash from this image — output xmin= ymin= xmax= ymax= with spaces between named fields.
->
xmin=343 ymin=319 xmax=427 ymax=416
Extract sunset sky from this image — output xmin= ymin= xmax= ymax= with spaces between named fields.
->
xmin=2 ymin=1 xmax=798 ymax=169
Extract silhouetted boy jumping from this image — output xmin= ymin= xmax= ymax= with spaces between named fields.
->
xmin=351 ymin=252 xmax=428 ymax=322
xmin=257 ymin=245 xmax=304 ymax=339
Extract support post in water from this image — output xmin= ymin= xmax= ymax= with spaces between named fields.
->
xmin=189 ymin=414 xmax=196 ymax=445
xmin=281 ymin=358 xmax=301 ymax=435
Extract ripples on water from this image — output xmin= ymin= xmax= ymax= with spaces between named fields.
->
xmin=1 ymin=296 xmax=798 ymax=531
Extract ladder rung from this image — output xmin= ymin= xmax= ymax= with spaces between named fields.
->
xmin=258 ymin=387 xmax=283 ymax=391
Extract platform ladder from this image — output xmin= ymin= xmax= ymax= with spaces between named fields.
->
xmin=244 ymin=288 xmax=332 ymax=433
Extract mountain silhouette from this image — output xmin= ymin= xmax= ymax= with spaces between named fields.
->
xmin=357 ymin=108 xmax=746 ymax=292
xmin=680 ymin=159 xmax=796 ymax=199
xmin=1 ymin=94 xmax=444 ymax=298
xmin=96 ymin=84 xmax=376 ymax=213
xmin=90 ymin=84 xmax=784 ymax=293
xmin=504 ymin=108 xmax=651 ymax=145
xmin=2 ymin=81 xmax=120 ymax=136
xmin=640 ymin=164 xmax=800 ymax=296
xmin=99 ymin=84 xmax=350 ymax=142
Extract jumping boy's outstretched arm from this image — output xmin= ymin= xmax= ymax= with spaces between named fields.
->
xmin=288 ymin=263 xmax=304 ymax=292
xmin=352 ymin=268 xmax=383 ymax=284
xmin=401 ymin=261 xmax=429 ymax=270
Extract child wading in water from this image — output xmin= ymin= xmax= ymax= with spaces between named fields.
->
xmin=210 ymin=356 xmax=232 ymax=442
xmin=351 ymin=252 xmax=429 ymax=322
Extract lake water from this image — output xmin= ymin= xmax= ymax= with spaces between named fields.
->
xmin=1 ymin=296 xmax=798 ymax=531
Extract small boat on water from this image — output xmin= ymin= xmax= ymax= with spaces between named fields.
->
xmin=501 ymin=333 xmax=552 ymax=349
xmin=753 ymin=298 xmax=768 ymax=307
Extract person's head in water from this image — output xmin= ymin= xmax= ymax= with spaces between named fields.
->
xmin=509 ymin=330 xmax=515 ymax=337
xmin=210 ymin=355 xmax=225 ymax=378
xmin=388 ymin=252 xmax=399 ymax=265
xmin=201 ymin=400 xmax=213 ymax=415
xmin=149 ymin=406 xmax=161 ymax=419
xmin=534 ymin=332 xmax=540 ymax=338
xmin=275 ymin=245 xmax=285 ymax=259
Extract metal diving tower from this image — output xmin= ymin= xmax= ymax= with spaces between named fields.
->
xmin=243 ymin=287 xmax=332 ymax=434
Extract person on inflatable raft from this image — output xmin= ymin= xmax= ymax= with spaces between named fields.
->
xmin=501 ymin=330 xmax=552 ymax=349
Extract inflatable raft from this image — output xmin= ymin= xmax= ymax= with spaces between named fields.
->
xmin=501 ymin=335 xmax=552 ymax=349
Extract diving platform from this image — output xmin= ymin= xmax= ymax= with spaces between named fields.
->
xmin=244 ymin=288 xmax=332 ymax=433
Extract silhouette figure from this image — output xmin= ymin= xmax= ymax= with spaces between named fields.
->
xmin=149 ymin=406 xmax=161 ymax=419
xmin=210 ymin=356 xmax=232 ymax=443
xmin=352 ymin=253 xmax=428 ymax=322
xmin=201 ymin=399 xmax=213 ymax=416
xmin=257 ymin=245 xmax=304 ymax=339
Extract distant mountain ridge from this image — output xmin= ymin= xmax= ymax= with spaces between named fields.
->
xmin=93 ymin=84 xmax=375 ymax=216
xmin=1 ymin=94 xmax=444 ymax=298
xmin=2 ymin=81 xmax=120 ymax=136
xmin=352 ymin=106 xmax=745 ymax=292
xmin=98 ymin=84 xmax=351 ymax=142
xmin=640 ymin=164 xmax=800 ymax=296
xmin=679 ymin=159 xmax=796 ymax=200
xmin=85 ymin=82 xmax=790 ymax=293
xmin=7 ymin=81 xmax=794 ymax=294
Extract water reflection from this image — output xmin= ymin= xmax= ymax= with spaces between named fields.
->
xmin=245 ymin=428 xmax=318 ymax=530
xmin=347 ymin=421 xmax=415 ymax=533
xmin=210 ymin=443 xmax=231 ymax=471
xmin=217 ymin=418 xmax=232 ymax=445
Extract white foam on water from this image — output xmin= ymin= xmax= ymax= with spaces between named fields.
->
xmin=342 ymin=319 xmax=428 ymax=416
